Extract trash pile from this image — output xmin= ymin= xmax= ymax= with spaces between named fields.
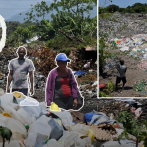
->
xmin=27 ymin=47 xmax=57 ymax=77
xmin=99 ymin=12 xmax=147 ymax=39
xmin=0 ymin=92 xmax=145 ymax=147
xmin=69 ymin=48 xmax=97 ymax=71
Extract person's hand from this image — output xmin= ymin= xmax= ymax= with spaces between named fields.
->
xmin=7 ymin=86 xmax=10 ymax=93
xmin=73 ymin=98 xmax=78 ymax=109
xmin=29 ymin=87 xmax=34 ymax=96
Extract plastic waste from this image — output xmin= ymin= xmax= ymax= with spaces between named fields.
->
xmin=135 ymin=108 xmax=142 ymax=118
xmin=0 ymin=88 xmax=4 ymax=96
xmin=43 ymin=139 xmax=63 ymax=147
xmin=22 ymin=105 xmax=43 ymax=119
xmin=48 ymin=119 xmax=63 ymax=140
xmin=85 ymin=113 xmax=101 ymax=123
xmin=28 ymin=115 xmax=52 ymax=137
xmin=2 ymin=112 xmax=11 ymax=117
xmin=84 ymin=62 xmax=90 ymax=68
xmin=20 ymin=97 xmax=39 ymax=106
xmin=13 ymin=91 xmax=21 ymax=98
xmin=24 ymin=133 xmax=37 ymax=147
xmin=120 ymin=46 xmax=129 ymax=52
xmin=76 ymin=136 xmax=91 ymax=147
xmin=0 ymin=114 xmax=27 ymax=140
xmin=86 ymin=129 xmax=95 ymax=142
xmin=71 ymin=124 xmax=89 ymax=135
xmin=58 ymin=131 xmax=78 ymax=147
xmin=50 ymin=102 xmax=61 ymax=111
xmin=54 ymin=118 xmax=62 ymax=127
xmin=53 ymin=111 xmax=73 ymax=130
xmin=0 ymin=140 xmax=25 ymax=147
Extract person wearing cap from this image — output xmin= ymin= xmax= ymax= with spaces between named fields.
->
xmin=46 ymin=53 xmax=78 ymax=110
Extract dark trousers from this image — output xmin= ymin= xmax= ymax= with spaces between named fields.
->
xmin=116 ymin=76 xmax=127 ymax=89
xmin=53 ymin=96 xmax=73 ymax=110
xmin=12 ymin=89 xmax=28 ymax=96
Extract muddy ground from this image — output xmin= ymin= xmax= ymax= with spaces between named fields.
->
xmin=99 ymin=48 xmax=147 ymax=97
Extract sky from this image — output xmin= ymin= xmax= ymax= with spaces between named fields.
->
xmin=0 ymin=0 xmax=97 ymax=28
xmin=0 ymin=0 xmax=53 ymax=20
xmin=99 ymin=0 xmax=147 ymax=8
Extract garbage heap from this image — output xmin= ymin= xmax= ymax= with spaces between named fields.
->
xmin=99 ymin=12 xmax=147 ymax=38
xmin=0 ymin=93 xmax=143 ymax=147
xmin=69 ymin=47 xmax=97 ymax=71
xmin=26 ymin=47 xmax=97 ymax=101
xmin=27 ymin=47 xmax=57 ymax=77
xmin=0 ymin=48 xmax=17 ymax=89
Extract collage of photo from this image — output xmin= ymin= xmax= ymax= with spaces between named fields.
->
xmin=0 ymin=0 xmax=147 ymax=147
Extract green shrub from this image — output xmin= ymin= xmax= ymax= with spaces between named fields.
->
xmin=59 ymin=48 xmax=71 ymax=56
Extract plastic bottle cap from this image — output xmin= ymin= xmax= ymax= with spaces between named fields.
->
xmin=25 ymin=124 xmax=29 ymax=130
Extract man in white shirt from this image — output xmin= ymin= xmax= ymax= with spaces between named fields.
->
xmin=115 ymin=60 xmax=127 ymax=91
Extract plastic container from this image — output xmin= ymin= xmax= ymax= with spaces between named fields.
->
xmin=0 ymin=115 xmax=27 ymax=140
xmin=0 ymin=140 xmax=25 ymax=147
xmin=113 ymin=123 xmax=119 ymax=128
xmin=48 ymin=119 xmax=63 ymax=140
xmin=53 ymin=111 xmax=73 ymax=130
xmin=58 ymin=131 xmax=78 ymax=147
xmin=50 ymin=102 xmax=61 ymax=111
xmin=86 ymin=129 xmax=95 ymax=142
xmin=24 ymin=133 xmax=37 ymax=147
xmin=44 ymin=139 xmax=63 ymax=147
xmin=54 ymin=118 xmax=62 ymax=127
xmin=71 ymin=124 xmax=89 ymax=135
xmin=2 ymin=112 xmax=11 ymax=117
xmin=28 ymin=115 xmax=52 ymax=137
xmin=13 ymin=91 xmax=21 ymax=98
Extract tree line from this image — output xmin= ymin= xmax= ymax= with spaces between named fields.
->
xmin=99 ymin=2 xmax=147 ymax=14
xmin=5 ymin=0 xmax=97 ymax=49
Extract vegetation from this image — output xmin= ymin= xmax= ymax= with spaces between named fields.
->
xmin=0 ymin=126 xmax=12 ymax=147
xmin=117 ymin=111 xmax=147 ymax=147
xmin=5 ymin=0 xmax=97 ymax=52
xmin=99 ymin=3 xmax=147 ymax=14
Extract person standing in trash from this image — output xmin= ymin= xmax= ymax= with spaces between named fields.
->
xmin=7 ymin=46 xmax=35 ymax=96
xmin=46 ymin=53 xmax=78 ymax=110
xmin=115 ymin=59 xmax=127 ymax=91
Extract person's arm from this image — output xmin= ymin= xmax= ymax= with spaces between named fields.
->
xmin=28 ymin=60 xmax=35 ymax=95
xmin=46 ymin=71 xmax=54 ymax=106
xmin=69 ymin=69 xmax=79 ymax=108
xmin=29 ymin=71 xmax=34 ymax=95
xmin=7 ymin=70 xmax=13 ymax=93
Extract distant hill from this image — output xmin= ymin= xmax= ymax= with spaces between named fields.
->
xmin=6 ymin=2 xmax=97 ymax=23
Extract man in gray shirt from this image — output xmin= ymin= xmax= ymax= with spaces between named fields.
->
xmin=7 ymin=46 xmax=35 ymax=96
xmin=115 ymin=59 xmax=127 ymax=91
